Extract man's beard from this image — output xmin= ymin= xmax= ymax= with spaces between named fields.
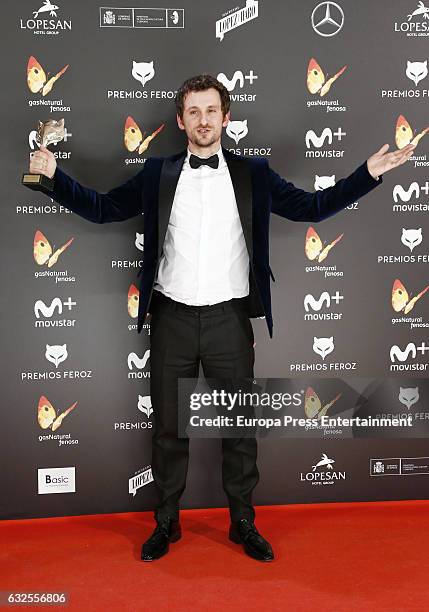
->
xmin=190 ymin=127 xmax=219 ymax=148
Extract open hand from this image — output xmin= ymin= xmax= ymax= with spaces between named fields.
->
xmin=367 ymin=143 xmax=416 ymax=179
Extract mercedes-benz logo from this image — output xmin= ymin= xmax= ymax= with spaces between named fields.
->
xmin=311 ymin=1 xmax=344 ymax=37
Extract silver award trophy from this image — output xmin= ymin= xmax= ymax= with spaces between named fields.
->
xmin=22 ymin=118 xmax=65 ymax=192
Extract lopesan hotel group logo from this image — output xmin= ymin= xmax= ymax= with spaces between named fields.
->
xmin=20 ymin=1 xmax=72 ymax=36
xmin=394 ymin=2 xmax=429 ymax=37
xmin=299 ymin=453 xmax=347 ymax=486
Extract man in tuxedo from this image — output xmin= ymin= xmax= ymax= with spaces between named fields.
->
xmin=29 ymin=74 xmax=415 ymax=563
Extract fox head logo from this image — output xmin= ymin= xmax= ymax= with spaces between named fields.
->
xmin=398 ymin=386 xmax=419 ymax=409
xmin=401 ymin=227 xmax=422 ymax=252
xmin=138 ymin=394 xmax=153 ymax=417
xmin=135 ymin=232 xmax=144 ymax=251
xmin=45 ymin=344 xmax=68 ymax=368
xmin=312 ymin=336 xmax=334 ymax=360
xmin=314 ymin=175 xmax=335 ymax=190
xmin=131 ymin=60 xmax=155 ymax=87
xmin=226 ymin=119 xmax=248 ymax=144
xmin=405 ymin=60 xmax=428 ymax=86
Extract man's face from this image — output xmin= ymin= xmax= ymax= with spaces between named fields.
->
xmin=177 ymin=87 xmax=230 ymax=149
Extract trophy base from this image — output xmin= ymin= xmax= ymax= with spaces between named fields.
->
xmin=22 ymin=173 xmax=54 ymax=193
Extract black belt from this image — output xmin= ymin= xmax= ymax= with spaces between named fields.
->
xmin=151 ymin=289 xmax=248 ymax=314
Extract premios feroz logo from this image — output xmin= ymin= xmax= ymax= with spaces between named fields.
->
xmin=111 ymin=232 xmax=144 ymax=271
xmin=107 ymin=60 xmax=176 ymax=103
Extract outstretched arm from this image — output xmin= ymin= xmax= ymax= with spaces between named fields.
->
xmin=268 ymin=143 xmax=415 ymax=222
xmin=28 ymin=145 xmax=146 ymax=224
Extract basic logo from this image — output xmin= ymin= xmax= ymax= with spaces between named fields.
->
xmin=38 ymin=467 xmax=75 ymax=494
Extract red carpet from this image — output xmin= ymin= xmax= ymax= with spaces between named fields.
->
xmin=1 ymin=500 xmax=428 ymax=611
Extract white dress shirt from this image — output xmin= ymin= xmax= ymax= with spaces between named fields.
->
xmin=153 ymin=145 xmax=249 ymax=305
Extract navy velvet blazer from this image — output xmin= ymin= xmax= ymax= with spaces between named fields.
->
xmin=48 ymin=146 xmax=383 ymax=337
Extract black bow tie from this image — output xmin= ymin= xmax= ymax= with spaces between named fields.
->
xmin=189 ymin=153 xmax=219 ymax=169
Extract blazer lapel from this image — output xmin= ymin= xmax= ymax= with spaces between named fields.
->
xmin=157 ymin=150 xmax=186 ymax=259
xmin=222 ymin=147 xmax=253 ymax=262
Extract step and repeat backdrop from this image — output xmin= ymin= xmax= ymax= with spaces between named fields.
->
xmin=2 ymin=0 xmax=429 ymax=519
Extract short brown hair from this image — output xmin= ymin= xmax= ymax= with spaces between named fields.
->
xmin=175 ymin=74 xmax=230 ymax=118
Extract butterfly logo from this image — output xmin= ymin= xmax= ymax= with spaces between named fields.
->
xmin=33 ymin=230 xmax=74 ymax=267
xmin=305 ymin=226 xmax=344 ymax=262
xmin=37 ymin=395 xmax=78 ymax=432
xmin=124 ymin=116 xmax=164 ymax=154
xmin=128 ymin=283 xmax=139 ymax=318
xmin=391 ymin=279 xmax=429 ymax=314
xmin=395 ymin=114 xmax=429 ymax=150
xmin=306 ymin=58 xmax=347 ymax=96
xmin=304 ymin=387 xmax=341 ymax=420
xmin=27 ymin=56 xmax=69 ymax=96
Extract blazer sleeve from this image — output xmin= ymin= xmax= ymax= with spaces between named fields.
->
xmin=268 ymin=159 xmax=383 ymax=222
xmin=45 ymin=164 xmax=147 ymax=224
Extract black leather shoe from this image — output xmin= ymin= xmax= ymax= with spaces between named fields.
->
xmin=229 ymin=518 xmax=274 ymax=561
xmin=141 ymin=517 xmax=181 ymax=562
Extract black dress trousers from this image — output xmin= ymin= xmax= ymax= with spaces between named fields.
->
xmin=148 ymin=289 xmax=259 ymax=523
